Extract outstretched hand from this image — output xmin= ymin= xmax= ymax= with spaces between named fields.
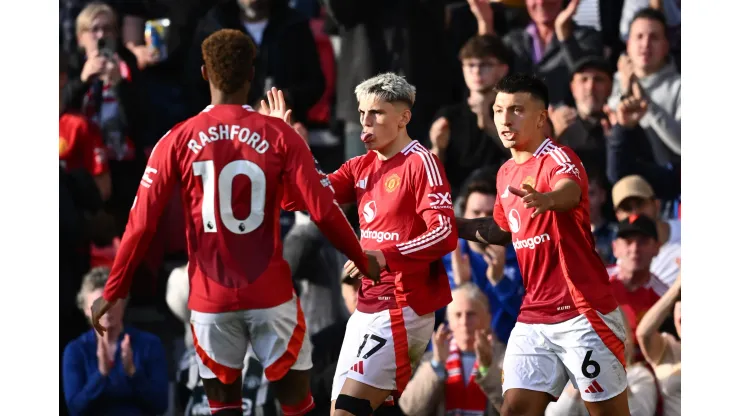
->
xmin=260 ymin=87 xmax=292 ymax=125
xmin=508 ymin=184 xmax=554 ymax=218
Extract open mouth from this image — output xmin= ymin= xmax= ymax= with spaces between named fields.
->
xmin=361 ymin=132 xmax=374 ymax=143
xmin=500 ymin=131 xmax=516 ymax=141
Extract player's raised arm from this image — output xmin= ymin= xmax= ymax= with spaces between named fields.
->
xmin=91 ymin=129 xmax=180 ymax=335
xmin=380 ymin=152 xmax=458 ymax=271
xmin=280 ymin=123 xmax=378 ymax=280
xmin=280 ymin=156 xmax=357 ymax=211
xmin=258 ymin=86 xmax=356 ymax=211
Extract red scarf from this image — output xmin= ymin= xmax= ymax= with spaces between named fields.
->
xmin=444 ymin=340 xmax=487 ymax=416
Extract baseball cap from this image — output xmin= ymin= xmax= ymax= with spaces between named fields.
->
xmin=612 ymin=175 xmax=655 ymax=209
xmin=571 ymin=56 xmax=612 ymax=79
xmin=616 ymin=214 xmax=658 ymax=240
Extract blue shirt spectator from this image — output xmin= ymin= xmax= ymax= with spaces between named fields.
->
xmin=63 ymin=267 xmax=169 ymax=416
xmin=435 ymin=177 xmax=524 ymax=344
xmin=441 ymin=241 xmax=523 ymax=343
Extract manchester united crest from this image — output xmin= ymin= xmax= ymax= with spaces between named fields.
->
xmin=384 ymin=173 xmax=401 ymax=193
xmin=522 ymin=176 xmax=535 ymax=189
xmin=59 ymin=137 xmax=68 ymax=155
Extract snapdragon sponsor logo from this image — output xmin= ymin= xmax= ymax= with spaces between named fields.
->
xmin=512 ymin=233 xmax=551 ymax=250
xmin=361 ymin=229 xmax=400 ymax=243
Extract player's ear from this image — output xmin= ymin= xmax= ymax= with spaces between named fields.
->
xmin=536 ymin=108 xmax=548 ymax=129
xmin=399 ymin=108 xmax=412 ymax=128
xmin=201 ymin=65 xmax=208 ymax=82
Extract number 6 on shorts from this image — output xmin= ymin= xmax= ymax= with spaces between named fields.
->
xmin=581 ymin=350 xmax=601 ymax=379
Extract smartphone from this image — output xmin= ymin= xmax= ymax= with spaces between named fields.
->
xmin=97 ymin=38 xmax=116 ymax=60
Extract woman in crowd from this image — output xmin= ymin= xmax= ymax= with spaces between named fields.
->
xmin=63 ymin=1 xmax=148 ymax=234
xmin=62 ymin=267 xmax=168 ymax=416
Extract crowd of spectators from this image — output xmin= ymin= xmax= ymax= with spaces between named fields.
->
xmin=59 ymin=0 xmax=681 ymax=415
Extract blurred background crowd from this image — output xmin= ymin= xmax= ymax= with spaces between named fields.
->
xmin=58 ymin=0 xmax=681 ymax=415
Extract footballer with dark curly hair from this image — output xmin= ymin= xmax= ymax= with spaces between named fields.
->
xmin=89 ymin=29 xmax=380 ymax=416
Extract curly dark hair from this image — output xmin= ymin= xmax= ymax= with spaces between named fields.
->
xmin=201 ymin=29 xmax=257 ymax=94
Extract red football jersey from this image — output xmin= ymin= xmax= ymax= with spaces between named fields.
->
xmin=283 ymin=140 xmax=457 ymax=316
xmin=493 ymin=138 xmax=618 ymax=324
xmin=103 ymin=105 xmax=367 ymax=313
xmin=59 ymin=112 xmax=108 ymax=176
xmin=607 ymin=264 xmax=666 ymax=330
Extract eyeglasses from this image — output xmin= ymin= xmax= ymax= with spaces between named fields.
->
xmin=83 ymin=24 xmax=114 ymax=35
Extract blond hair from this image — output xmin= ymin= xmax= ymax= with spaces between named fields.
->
xmin=354 ymin=73 xmax=416 ymax=107
xmin=75 ymin=2 xmax=118 ymax=37
xmin=447 ymin=282 xmax=491 ymax=321
xmin=76 ymin=267 xmax=111 ymax=311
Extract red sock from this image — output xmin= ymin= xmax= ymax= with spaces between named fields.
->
xmin=281 ymin=392 xmax=316 ymax=416
xmin=208 ymin=398 xmax=242 ymax=415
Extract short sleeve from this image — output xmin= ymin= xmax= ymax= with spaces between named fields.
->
xmin=545 ymin=145 xmax=587 ymax=189
xmin=493 ymin=193 xmax=510 ymax=232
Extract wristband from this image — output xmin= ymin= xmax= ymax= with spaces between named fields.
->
xmin=430 ymin=359 xmax=447 ymax=379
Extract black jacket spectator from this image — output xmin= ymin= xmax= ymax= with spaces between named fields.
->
xmin=433 ymin=104 xmax=510 ymax=198
xmin=607 ymin=124 xmax=681 ymax=202
xmin=323 ymin=0 xmax=455 ymax=145
xmin=503 ymin=23 xmax=602 ymax=106
xmin=62 ymin=43 xmax=147 ymax=160
xmin=185 ymin=0 xmax=325 ymax=123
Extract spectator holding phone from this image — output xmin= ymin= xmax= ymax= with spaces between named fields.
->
xmin=64 ymin=2 xmax=148 ymax=233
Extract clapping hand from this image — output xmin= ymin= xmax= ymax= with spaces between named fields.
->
xmin=121 ymin=334 xmax=136 ymax=376
xmin=615 ymin=96 xmax=648 ymax=128
xmin=554 ymin=0 xmax=581 ymax=41
xmin=432 ymin=323 xmax=452 ymax=363
xmin=474 ymin=328 xmax=495 ymax=368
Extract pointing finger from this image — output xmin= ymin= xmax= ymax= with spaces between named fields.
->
xmin=507 ymin=185 xmax=527 ymax=198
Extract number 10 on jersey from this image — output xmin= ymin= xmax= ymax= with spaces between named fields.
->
xmin=193 ymin=159 xmax=266 ymax=234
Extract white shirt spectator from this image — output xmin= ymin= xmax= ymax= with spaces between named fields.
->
xmin=650 ymin=218 xmax=680 ymax=287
